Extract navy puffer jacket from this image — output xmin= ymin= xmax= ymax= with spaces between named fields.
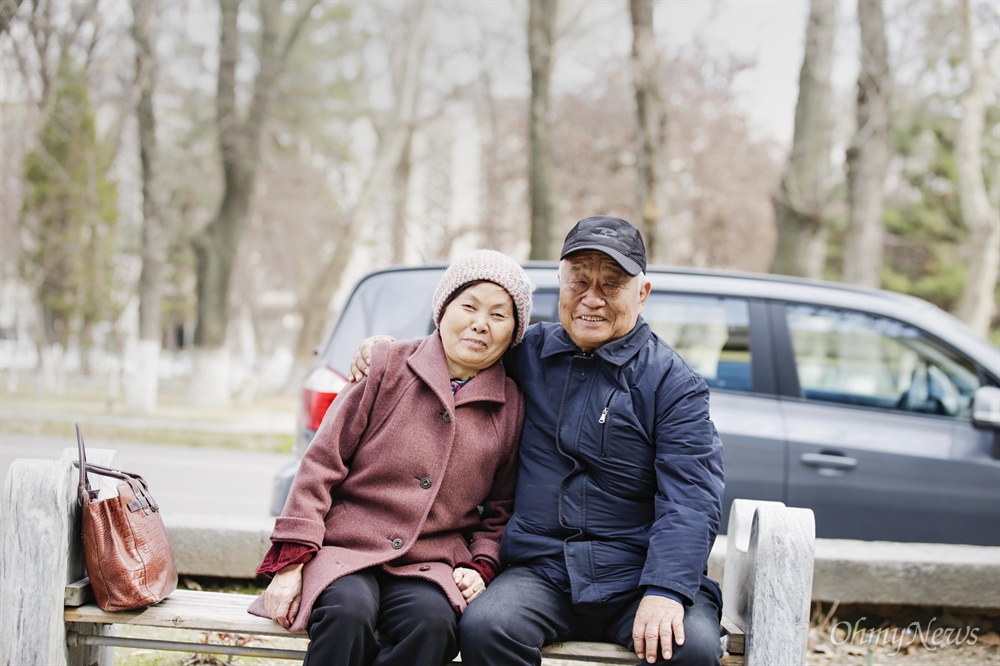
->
xmin=501 ymin=319 xmax=724 ymax=607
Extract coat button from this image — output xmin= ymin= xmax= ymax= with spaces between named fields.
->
xmin=391 ymin=538 xmax=404 ymax=549
xmin=419 ymin=565 xmax=430 ymax=571
xmin=420 ymin=477 xmax=432 ymax=489
xmin=440 ymin=411 xmax=451 ymax=423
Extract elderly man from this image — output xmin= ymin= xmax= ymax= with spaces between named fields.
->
xmin=352 ymin=216 xmax=724 ymax=665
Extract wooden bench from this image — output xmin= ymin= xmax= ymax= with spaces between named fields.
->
xmin=1 ymin=449 xmax=815 ymax=665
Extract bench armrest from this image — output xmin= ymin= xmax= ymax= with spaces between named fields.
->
xmin=722 ymin=499 xmax=815 ymax=666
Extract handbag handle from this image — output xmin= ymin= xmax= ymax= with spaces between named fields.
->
xmin=76 ymin=423 xmax=97 ymax=504
xmin=74 ymin=423 xmax=158 ymax=512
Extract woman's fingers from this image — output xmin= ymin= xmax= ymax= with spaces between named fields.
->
xmin=453 ymin=567 xmax=486 ymax=601
xmin=265 ymin=564 xmax=304 ymax=628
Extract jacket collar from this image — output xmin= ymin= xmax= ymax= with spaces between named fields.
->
xmin=540 ymin=317 xmax=651 ymax=367
xmin=407 ymin=332 xmax=509 ymax=409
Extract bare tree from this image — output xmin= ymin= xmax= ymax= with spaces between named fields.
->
xmin=629 ymin=0 xmax=672 ymax=264
xmin=188 ymin=0 xmax=318 ymax=406
xmin=8 ymin=0 xmax=119 ymax=392
xmin=0 ymin=0 xmax=24 ymax=34
xmin=771 ymin=0 xmax=837 ymax=278
xmin=955 ymin=0 xmax=1000 ymax=335
xmin=391 ymin=133 xmax=414 ymax=265
xmin=843 ymin=0 xmax=891 ymax=288
xmin=127 ymin=0 xmax=164 ymax=413
xmin=528 ymin=0 xmax=558 ymax=260
xmin=550 ymin=51 xmax=779 ymax=273
xmin=292 ymin=0 xmax=434 ymax=371
xmin=5 ymin=0 xmax=101 ymax=116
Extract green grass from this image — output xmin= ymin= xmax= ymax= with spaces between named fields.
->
xmin=0 ymin=417 xmax=294 ymax=452
xmin=0 ymin=377 xmax=296 ymax=453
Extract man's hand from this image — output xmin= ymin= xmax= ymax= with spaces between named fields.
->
xmin=347 ymin=335 xmax=396 ymax=382
xmin=263 ymin=563 xmax=303 ymax=629
xmin=632 ymin=595 xmax=685 ymax=663
xmin=452 ymin=567 xmax=486 ymax=602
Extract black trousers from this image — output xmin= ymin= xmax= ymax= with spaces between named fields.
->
xmin=304 ymin=569 xmax=459 ymax=666
xmin=459 ymin=565 xmax=723 ymax=666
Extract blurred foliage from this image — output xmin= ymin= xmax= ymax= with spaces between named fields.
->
xmin=826 ymin=0 xmax=999 ymax=339
xmin=881 ymin=114 xmax=968 ymax=313
xmin=20 ymin=56 xmax=122 ymax=349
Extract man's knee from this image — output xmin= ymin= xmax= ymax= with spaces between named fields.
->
xmin=459 ymin=596 xmax=500 ymax=641
xmin=657 ymin=602 xmax=722 ymax=666
xmin=658 ymin=629 xmax=722 ymax=666
xmin=460 ymin=591 xmax=542 ymax=649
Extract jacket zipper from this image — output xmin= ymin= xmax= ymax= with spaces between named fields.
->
xmin=599 ymin=392 xmax=615 ymax=456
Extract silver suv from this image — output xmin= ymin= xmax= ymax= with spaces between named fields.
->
xmin=274 ymin=264 xmax=1000 ymax=546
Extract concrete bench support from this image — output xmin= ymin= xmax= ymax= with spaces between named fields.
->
xmin=723 ymin=499 xmax=816 ymax=666
xmin=1 ymin=448 xmax=119 ymax=666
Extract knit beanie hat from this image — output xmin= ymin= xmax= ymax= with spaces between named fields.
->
xmin=432 ymin=250 xmax=535 ymax=346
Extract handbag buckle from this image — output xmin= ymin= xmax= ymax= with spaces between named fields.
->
xmin=125 ymin=478 xmax=158 ymax=515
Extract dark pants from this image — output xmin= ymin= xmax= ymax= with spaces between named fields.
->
xmin=459 ymin=565 xmax=723 ymax=666
xmin=304 ymin=569 xmax=459 ymax=666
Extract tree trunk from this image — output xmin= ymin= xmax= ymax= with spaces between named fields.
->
xmin=292 ymin=0 xmax=433 ymax=370
xmin=771 ymin=0 xmax=837 ymax=279
xmin=128 ymin=0 xmax=164 ymax=413
xmin=189 ymin=0 xmax=317 ymax=405
xmin=955 ymin=0 xmax=1000 ymax=336
xmin=391 ymin=130 xmax=413 ymax=265
xmin=843 ymin=0 xmax=890 ymax=288
xmin=528 ymin=0 xmax=557 ymax=260
xmin=629 ymin=0 xmax=674 ymax=264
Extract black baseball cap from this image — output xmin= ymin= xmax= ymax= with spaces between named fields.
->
xmin=559 ymin=216 xmax=647 ymax=276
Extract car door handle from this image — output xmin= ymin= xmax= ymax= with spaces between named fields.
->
xmin=800 ymin=452 xmax=859 ymax=471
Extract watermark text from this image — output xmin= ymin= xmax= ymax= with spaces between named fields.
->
xmin=831 ymin=617 xmax=980 ymax=656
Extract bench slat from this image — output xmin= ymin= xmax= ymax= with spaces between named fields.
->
xmin=722 ymin=615 xmax=745 ymax=654
xmin=541 ymin=641 xmax=634 ymax=662
xmin=65 ymin=590 xmax=305 ymax=638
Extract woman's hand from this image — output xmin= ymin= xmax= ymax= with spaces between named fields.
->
xmin=453 ymin=567 xmax=486 ymax=602
xmin=264 ymin=563 xmax=304 ymax=628
xmin=348 ymin=335 xmax=396 ymax=382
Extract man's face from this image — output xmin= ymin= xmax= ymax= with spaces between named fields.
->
xmin=558 ymin=251 xmax=651 ymax=353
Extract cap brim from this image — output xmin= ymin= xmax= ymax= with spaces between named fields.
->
xmin=560 ymin=244 xmax=643 ymax=276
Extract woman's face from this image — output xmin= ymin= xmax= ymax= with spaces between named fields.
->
xmin=439 ymin=281 xmax=516 ymax=379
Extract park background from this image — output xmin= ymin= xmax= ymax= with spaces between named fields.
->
xmin=1 ymin=0 xmax=998 ymax=414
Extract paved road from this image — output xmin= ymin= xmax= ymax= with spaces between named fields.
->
xmin=0 ymin=432 xmax=293 ymax=518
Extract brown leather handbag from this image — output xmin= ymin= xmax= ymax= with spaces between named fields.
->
xmin=74 ymin=424 xmax=178 ymax=611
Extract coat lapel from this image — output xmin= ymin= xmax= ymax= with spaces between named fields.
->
xmin=407 ymin=332 xmax=508 ymax=411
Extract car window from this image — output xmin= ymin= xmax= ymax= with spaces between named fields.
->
xmin=529 ymin=289 xmax=559 ymax=324
xmin=322 ymin=270 xmax=445 ymax=374
xmin=644 ymin=294 xmax=752 ymax=393
xmin=785 ymin=304 xmax=981 ymax=419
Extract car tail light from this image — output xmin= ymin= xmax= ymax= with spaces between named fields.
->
xmin=300 ymin=366 xmax=349 ymax=432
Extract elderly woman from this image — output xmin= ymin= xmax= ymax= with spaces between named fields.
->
xmin=248 ymin=250 xmax=533 ymax=666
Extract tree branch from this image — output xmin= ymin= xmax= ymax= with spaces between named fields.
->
xmin=216 ymin=0 xmax=240 ymax=164
xmin=247 ymin=0 xmax=319 ymax=133
xmin=0 ymin=0 xmax=25 ymax=34
xmin=278 ymin=0 xmax=320 ymax=64
xmin=7 ymin=20 xmax=40 ymax=104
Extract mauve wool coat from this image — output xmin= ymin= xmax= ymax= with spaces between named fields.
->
xmin=248 ymin=333 xmax=523 ymax=633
